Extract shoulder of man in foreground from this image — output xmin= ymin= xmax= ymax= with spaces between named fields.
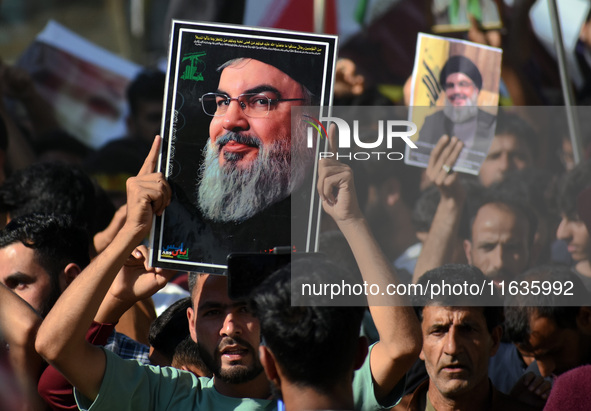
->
xmin=74 ymin=349 xmax=276 ymax=411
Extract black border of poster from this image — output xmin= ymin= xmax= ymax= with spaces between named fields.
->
xmin=149 ymin=20 xmax=337 ymax=273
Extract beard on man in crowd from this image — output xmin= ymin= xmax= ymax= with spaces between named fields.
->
xmin=197 ymin=336 xmax=264 ymax=384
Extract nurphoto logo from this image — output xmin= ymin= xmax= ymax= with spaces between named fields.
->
xmin=303 ymin=114 xmax=418 ymax=161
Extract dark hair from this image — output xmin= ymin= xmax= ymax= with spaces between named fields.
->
xmin=126 ymin=69 xmax=165 ymax=118
xmin=251 ymin=257 xmax=365 ymax=391
xmin=557 ymin=159 xmax=591 ymax=219
xmin=188 ymin=272 xmax=198 ymax=297
xmin=489 ymin=169 xmax=560 ymax=264
xmin=85 ymin=138 xmax=149 ymax=177
xmin=467 ymin=191 xmax=537 ymax=247
xmin=413 ymin=179 xmax=483 ymax=238
xmin=148 ymin=297 xmax=192 ymax=363
xmin=489 ymin=168 xmax=557 ymax=221
xmin=413 ymin=264 xmax=504 ymax=334
xmin=504 ymin=265 xmax=590 ymax=345
xmin=361 ymin=137 xmax=423 ymax=210
xmin=494 ymin=112 xmax=538 ymax=161
xmin=33 ymin=130 xmax=93 ymax=161
xmin=0 ymin=162 xmax=114 ymax=236
xmin=188 ymin=272 xmax=208 ymax=301
xmin=0 ymin=213 xmax=90 ymax=271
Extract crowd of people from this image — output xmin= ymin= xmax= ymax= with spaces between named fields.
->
xmin=1 ymin=1 xmax=591 ymax=410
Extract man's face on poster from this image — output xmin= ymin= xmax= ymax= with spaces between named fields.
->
xmin=197 ymin=58 xmax=311 ymax=223
xmin=442 ymin=72 xmax=480 ymax=123
xmin=444 ymin=72 xmax=479 ymax=107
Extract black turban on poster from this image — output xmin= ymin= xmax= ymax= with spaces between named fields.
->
xmin=216 ymin=48 xmax=326 ymax=99
xmin=439 ymin=55 xmax=483 ymax=90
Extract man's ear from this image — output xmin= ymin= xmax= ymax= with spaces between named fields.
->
xmin=353 ymin=336 xmax=369 ymax=370
xmin=463 ymin=239 xmax=473 ymax=264
xmin=63 ymin=263 xmax=82 ymax=286
xmin=576 ymin=306 xmax=591 ymax=334
xmin=260 ymin=345 xmax=281 ymax=387
xmin=489 ymin=325 xmax=503 ymax=357
xmin=187 ymin=306 xmax=197 ymax=343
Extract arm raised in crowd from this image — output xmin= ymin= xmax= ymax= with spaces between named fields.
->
xmin=317 ymin=154 xmax=422 ymax=402
xmin=38 ymin=243 xmax=176 ymax=410
xmin=93 ymin=204 xmax=127 ymax=256
xmin=94 ymin=244 xmax=176 ymax=325
xmin=413 ymin=135 xmax=466 ymax=282
xmin=35 ymin=136 xmax=172 ymax=401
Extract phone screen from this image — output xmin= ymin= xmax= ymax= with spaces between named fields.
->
xmin=226 ymin=252 xmax=293 ymax=300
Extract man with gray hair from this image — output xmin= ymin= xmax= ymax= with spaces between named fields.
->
xmin=394 ymin=264 xmax=538 ymax=411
